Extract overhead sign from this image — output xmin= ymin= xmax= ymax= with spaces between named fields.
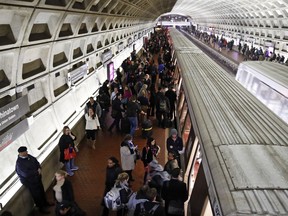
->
xmin=0 ymin=118 xmax=29 ymax=152
xmin=0 ymin=95 xmax=29 ymax=131
xmin=118 ymin=42 xmax=124 ymax=52
xmin=100 ymin=49 xmax=113 ymax=63
xmin=67 ymin=64 xmax=88 ymax=86
xmin=264 ymin=41 xmax=274 ymax=47
xmin=127 ymin=38 xmax=132 ymax=45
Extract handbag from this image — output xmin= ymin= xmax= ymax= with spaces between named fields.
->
xmin=111 ymin=109 xmax=118 ymax=118
xmin=64 ymin=147 xmax=77 ymax=160
xmin=168 ymin=200 xmax=184 ymax=215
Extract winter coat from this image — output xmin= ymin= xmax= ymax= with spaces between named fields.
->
xmin=120 ymin=145 xmax=136 ymax=171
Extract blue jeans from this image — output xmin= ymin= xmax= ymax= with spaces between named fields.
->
xmin=128 ymin=117 xmax=137 ymax=136
xmin=65 ymin=158 xmax=76 ymax=175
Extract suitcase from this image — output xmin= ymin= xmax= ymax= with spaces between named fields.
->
xmin=142 ymin=119 xmax=153 ymax=138
xmin=120 ymin=117 xmax=130 ymax=134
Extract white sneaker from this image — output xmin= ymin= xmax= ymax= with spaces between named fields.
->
xmin=71 ymin=166 xmax=79 ymax=171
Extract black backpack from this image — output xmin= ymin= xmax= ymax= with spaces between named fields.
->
xmin=159 ymin=98 xmax=167 ymax=112
xmin=139 ymin=202 xmax=159 ymax=216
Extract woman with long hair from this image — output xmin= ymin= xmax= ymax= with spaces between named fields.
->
xmin=142 ymin=137 xmax=161 ymax=183
xmin=58 ymin=126 xmax=78 ymax=176
xmin=85 ymin=107 xmax=100 ymax=149
xmin=114 ymin=172 xmax=132 ymax=216
xmin=53 ymin=170 xmax=74 ymax=203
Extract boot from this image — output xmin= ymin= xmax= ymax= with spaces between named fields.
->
xmin=92 ymin=140 xmax=96 ymax=150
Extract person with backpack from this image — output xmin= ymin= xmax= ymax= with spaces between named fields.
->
xmin=161 ymin=168 xmax=188 ymax=216
xmin=104 ymin=172 xmax=132 ymax=216
xmin=126 ymin=185 xmax=149 ymax=216
xmin=102 ymin=157 xmax=122 ymax=216
xmin=134 ymin=188 xmax=165 ymax=216
xmin=156 ymin=92 xmax=170 ymax=128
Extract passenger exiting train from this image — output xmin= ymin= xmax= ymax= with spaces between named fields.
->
xmin=58 ymin=126 xmax=79 ymax=177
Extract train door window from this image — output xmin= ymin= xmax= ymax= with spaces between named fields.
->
xmin=177 ymin=88 xmax=185 ymax=113
xmin=176 ymin=77 xmax=182 ymax=97
xmin=181 ymin=111 xmax=191 ymax=145
xmin=179 ymin=100 xmax=188 ymax=132
xmin=185 ymin=129 xmax=196 ymax=167
xmin=184 ymin=137 xmax=201 ymax=199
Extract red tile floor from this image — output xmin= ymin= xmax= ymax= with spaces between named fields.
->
xmin=36 ymin=116 xmax=168 ymax=216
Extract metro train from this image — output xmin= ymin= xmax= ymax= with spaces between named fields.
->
xmin=236 ymin=61 xmax=288 ymax=125
xmin=169 ymin=28 xmax=288 ymax=215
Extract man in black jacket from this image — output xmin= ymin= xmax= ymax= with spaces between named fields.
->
xmin=15 ymin=146 xmax=52 ymax=214
xmin=161 ymin=168 xmax=188 ymax=216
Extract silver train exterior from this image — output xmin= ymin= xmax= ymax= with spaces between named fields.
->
xmin=170 ymin=28 xmax=288 ymax=216
xmin=236 ymin=61 xmax=288 ymax=124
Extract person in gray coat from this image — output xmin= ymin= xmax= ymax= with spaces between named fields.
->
xmin=120 ymin=134 xmax=137 ymax=182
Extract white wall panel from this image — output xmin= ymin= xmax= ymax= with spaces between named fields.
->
xmin=53 ymin=91 xmax=77 ymax=125
xmin=0 ymin=49 xmax=19 ymax=93
xmin=0 ymin=7 xmax=33 ymax=51
xmin=16 ymin=43 xmax=52 ymax=84
xmin=16 ymin=74 xmax=52 ymax=116
xmin=21 ymin=9 xmax=64 ymax=46
xmin=24 ymin=107 xmax=59 ymax=156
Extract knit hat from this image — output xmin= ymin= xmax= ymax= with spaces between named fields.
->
xmin=18 ymin=146 xmax=27 ymax=153
xmin=170 ymin=128 xmax=178 ymax=136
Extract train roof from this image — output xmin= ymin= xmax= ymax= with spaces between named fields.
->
xmin=238 ymin=61 xmax=288 ymax=96
xmin=170 ymin=28 xmax=288 ymax=216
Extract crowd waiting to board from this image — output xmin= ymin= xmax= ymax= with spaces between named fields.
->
xmin=12 ymin=27 xmax=188 ymax=215
xmin=14 ymin=128 xmax=187 ymax=216
xmin=191 ymin=30 xmax=288 ymax=66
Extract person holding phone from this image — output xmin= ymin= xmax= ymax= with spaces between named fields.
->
xmin=58 ymin=126 xmax=79 ymax=176
xmin=120 ymin=134 xmax=137 ymax=182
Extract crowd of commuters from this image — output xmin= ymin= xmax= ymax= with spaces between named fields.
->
xmin=12 ymin=28 xmax=189 ymax=216
xmin=191 ymin=29 xmax=288 ymax=66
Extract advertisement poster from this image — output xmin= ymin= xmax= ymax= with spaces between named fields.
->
xmin=107 ymin=62 xmax=114 ymax=81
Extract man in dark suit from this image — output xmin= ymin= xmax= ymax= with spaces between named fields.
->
xmin=161 ymin=168 xmax=188 ymax=216
xmin=15 ymin=146 xmax=52 ymax=214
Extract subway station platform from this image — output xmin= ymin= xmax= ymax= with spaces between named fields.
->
xmin=35 ymin=115 xmax=168 ymax=216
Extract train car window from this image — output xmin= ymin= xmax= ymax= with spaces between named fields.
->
xmin=181 ymin=111 xmax=191 ymax=144
xmin=179 ymin=100 xmax=188 ymax=132
xmin=184 ymin=127 xmax=196 ymax=167
xmin=184 ymin=137 xmax=200 ymax=189
xmin=177 ymin=90 xmax=185 ymax=114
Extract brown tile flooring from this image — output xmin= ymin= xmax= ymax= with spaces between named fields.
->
xmin=37 ymin=116 xmax=168 ymax=216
